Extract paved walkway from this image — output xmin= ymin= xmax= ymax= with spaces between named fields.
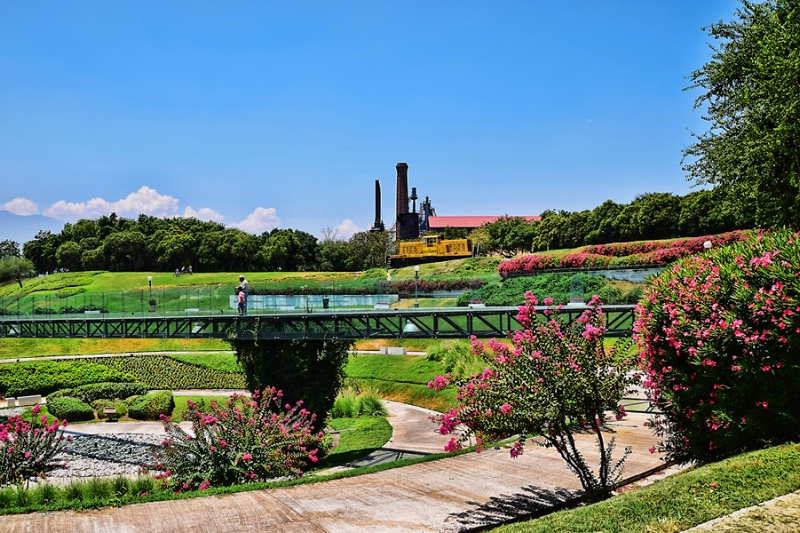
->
xmin=4 ymin=403 xmax=664 ymax=532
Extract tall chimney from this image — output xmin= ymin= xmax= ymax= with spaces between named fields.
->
xmin=370 ymin=179 xmax=384 ymax=232
xmin=396 ymin=162 xmax=409 ymax=218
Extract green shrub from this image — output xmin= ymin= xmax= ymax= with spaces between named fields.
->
xmin=63 ymin=382 xmax=147 ymax=403
xmin=426 ymin=339 xmax=483 ymax=380
xmin=45 ymin=397 xmax=95 ymax=422
xmin=99 ymin=355 xmax=245 ymax=390
xmin=127 ymin=391 xmax=174 ymax=421
xmin=0 ymin=361 xmax=136 ymax=397
xmin=635 ymin=228 xmax=800 ymax=464
xmin=331 ymin=389 xmax=359 ymax=418
xmin=91 ymin=399 xmax=129 ymax=419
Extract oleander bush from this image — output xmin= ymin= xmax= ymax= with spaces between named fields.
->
xmin=153 ymin=388 xmax=325 ymax=490
xmin=430 ymin=293 xmax=636 ymax=502
xmin=45 ymin=397 xmax=95 ymax=422
xmin=634 ymin=228 xmax=800 ymax=463
xmin=127 ymin=391 xmax=174 ymax=421
xmin=499 ymin=230 xmax=753 ymax=278
xmin=0 ymin=405 xmax=68 ymax=487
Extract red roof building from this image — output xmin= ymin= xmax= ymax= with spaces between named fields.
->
xmin=428 ymin=215 xmax=540 ymax=231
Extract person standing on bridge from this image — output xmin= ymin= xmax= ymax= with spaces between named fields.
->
xmin=238 ymin=275 xmax=249 ymax=315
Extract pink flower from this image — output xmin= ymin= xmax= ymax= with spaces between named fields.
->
xmin=444 ymin=438 xmax=461 ymax=453
xmin=199 ymin=481 xmax=211 ymax=490
xmin=500 ymin=403 xmax=512 ymax=415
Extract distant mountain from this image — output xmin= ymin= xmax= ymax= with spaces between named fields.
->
xmin=0 ymin=211 xmax=65 ymax=249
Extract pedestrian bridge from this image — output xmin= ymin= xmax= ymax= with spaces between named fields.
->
xmin=0 ymin=305 xmax=635 ymax=340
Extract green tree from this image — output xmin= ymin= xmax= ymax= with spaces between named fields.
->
xmin=230 ymin=339 xmax=352 ymax=429
xmin=683 ymin=0 xmax=800 ymax=229
xmin=0 ymin=240 xmax=20 ymax=258
xmin=55 ymin=241 xmax=82 ymax=272
xmin=483 ymin=216 xmax=537 ymax=256
xmin=103 ymin=231 xmax=148 ymax=271
xmin=23 ymin=230 xmax=58 ymax=274
xmin=345 ymin=230 xmax=392 ymax=271
xmin=0 ymin=256 xmax=34 ymax=288
xmin=317 ymin=238 xmax=349 ymax=271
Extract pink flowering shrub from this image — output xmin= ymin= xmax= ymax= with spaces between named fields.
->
xmin=152 ymin=387 xmax=325 ymax=491
xmin=634 ymin=228 xmax=800 ymax=464
xmin=499 ymin=230 xmax=753 ymax=278
xmin=430 ymin=292 xmax=635 ymax=501
xmin=0 ymin=405 xmax=69 ymax=486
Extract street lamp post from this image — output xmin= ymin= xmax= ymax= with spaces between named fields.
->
xmin=147 ymin=276 xmax=153 ymax=300
xmin=414 ymin=265 xmax=420 ymax=308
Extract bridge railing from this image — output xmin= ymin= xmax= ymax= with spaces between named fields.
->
xmin=0 ymin=305 xmax=636 ymax=340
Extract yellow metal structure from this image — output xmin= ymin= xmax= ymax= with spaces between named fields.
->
xmin=389 ymin=234 xmax=473 ymax=267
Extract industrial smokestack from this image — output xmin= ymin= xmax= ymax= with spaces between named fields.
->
xmin=370 ymin=179 xmax=384 ymax=232
xmin=396 ymin=162 xmax=409 ymax=218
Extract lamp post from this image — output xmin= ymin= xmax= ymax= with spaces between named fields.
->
xmin=414 ymin=265 xmax=420 ymax=308
xmin=147 ymin=276 xmax=154 ymax=312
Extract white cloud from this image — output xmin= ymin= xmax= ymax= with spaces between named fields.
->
xmin=228 ymin=207 xmax=280 ymax=234
xmin=43 ymin=186 xmax=180 ymax=222
xmin=326 ymin=219 xmax=363 ymax=240
xmin=0 ymin=197 xmax=39 ymax=216
xmin=183 ymin=206 xmax=225 ymax=222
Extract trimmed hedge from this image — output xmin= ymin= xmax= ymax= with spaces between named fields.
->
xmin=46 ymin=397 xmax=95 ymax=422
xmin=0 ymin=360 xmax=136 ymax=397
xmin=91 ymin=399 xmax=129 ymax=419
xmin=127 ymin=390 xmax=175 ymax=421
xmin=49 ymin=382 xmax=147 ymax=404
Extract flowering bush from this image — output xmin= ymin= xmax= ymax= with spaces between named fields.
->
xmin=499 ymin=230 xmax=753 ymax=278
xmin=430 ymin=293 xmax=635 ymax=501
xmin=152 ymin=387 xmax=325 ymax=491
xmin=0 ymin=405 xmax=69 ymax=486
xmin=634 ymin=228 xmax=800 ymax=464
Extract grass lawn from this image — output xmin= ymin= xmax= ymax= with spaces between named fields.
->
xmin=493 ymin=443 xmax=800 ymax=533
xmin=345 ymin=353 xmax=457 ymax=412
xmin=319 ymin=416 xmax=393 ymax=468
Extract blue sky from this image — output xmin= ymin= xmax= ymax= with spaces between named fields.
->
xmin=0 ymin=1 xmax=741 ymax=243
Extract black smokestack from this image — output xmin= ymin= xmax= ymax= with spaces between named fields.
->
xmin=370 ymin=179 xmax=384 ymax=232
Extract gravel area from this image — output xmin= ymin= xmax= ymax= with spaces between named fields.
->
xmin=48 ymin=432 xmax=164 ymax=481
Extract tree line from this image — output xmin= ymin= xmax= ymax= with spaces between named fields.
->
xmin=1 ymin=184 xmax=758 ymax=277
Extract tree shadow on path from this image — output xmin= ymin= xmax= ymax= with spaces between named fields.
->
xmin=444 ymin=485 xmax=583 ymax=532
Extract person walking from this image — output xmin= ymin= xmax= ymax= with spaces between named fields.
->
xmin=238 ymin=275 xmax=249 ymax=315
xmin=237 ymin=288 xmax=245 ymax=316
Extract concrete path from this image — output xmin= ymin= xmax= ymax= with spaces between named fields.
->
xmin=3 ymin=407 xmax=664 ymax=532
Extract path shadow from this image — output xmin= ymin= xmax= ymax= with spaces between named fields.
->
xmin=444 ymin=485 xmax=583 ymax=532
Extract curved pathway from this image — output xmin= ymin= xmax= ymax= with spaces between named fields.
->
xmin=3 ymin=403 xmax=664 ymax=532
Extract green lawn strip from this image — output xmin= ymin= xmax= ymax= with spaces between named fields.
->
xmin=319 ymin=416 xmax=393 ymax=467
xmin=165 ymin=352 xmax=241 ymax=373
xmin=345 ymin=353 xmax=457 ymax=412
xmin=346 ymin=353 xmax=444 ymax=384
xmin=493 ymin=443 xmax=800 ymax=533
xmin=0 ymin=338 xmax=230 ymax=360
